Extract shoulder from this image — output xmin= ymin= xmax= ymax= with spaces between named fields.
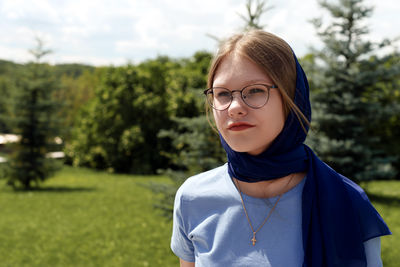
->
xmin=339 ymin=174 xmax=376 ymax=214
xmin=338 ymin=174 xmax=391 ymax=241
xmin=337 ymin=173 xmax=375 ymax=216
xmin=173 ymin=164 xmax=235 ymax=225
xmin=339 ymin=174 xmax=369 ymax=201
xmin=176 ymin=164 xmax=229 ymax=202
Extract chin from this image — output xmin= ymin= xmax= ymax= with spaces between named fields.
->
xmin=230 ymin=144 xmax=257 ymax=154
xmin=227 ymin=141 xmax=268 ymax=155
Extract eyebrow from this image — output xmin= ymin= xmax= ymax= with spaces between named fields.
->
xmin=244 ymin=79 xmax=273 ymax=85
xmin=213 ymin=79 xmax=274 ymax=88
xmin=246 ymin=79 xmax=269 ymax=83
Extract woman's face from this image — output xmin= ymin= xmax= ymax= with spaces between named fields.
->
xmin=212 ymin=53 xmax=285 ymax=155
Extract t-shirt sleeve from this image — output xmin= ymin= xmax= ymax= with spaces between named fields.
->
xmin=170 ymin=186 xmax=195 ymax=262
xmin=364 ymin=237 xmax=382 ymax=267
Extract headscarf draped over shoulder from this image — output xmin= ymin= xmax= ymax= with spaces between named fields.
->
xmin=220 ymin=53 xmax=391 ymax=266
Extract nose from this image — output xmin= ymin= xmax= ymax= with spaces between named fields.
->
xmin=228 ymin=91 xmax=247 ymax=117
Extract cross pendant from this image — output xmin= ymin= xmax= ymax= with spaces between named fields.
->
xmin=251 ymin=232 xmax=257 ymax=246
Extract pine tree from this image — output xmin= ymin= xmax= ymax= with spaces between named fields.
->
xmin=4 ymin=38 xmax=61 ymax=189
xmin=207 ymin=0 xmax=272 ymax=41
xmin=237 ymin=0 xmax=273 ymax=31
xmin=310 ymin=0 xmax=399 ymax=181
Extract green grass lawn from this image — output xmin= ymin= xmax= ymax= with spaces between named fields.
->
xmin=0 ymin=166 xmax=178 ymax=267
xmin=361 ymin=180 xmax=400 ymax=267
xmin=0 ymin=166 xmax=398 ymax=266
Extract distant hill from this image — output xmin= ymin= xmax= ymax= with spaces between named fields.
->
xmin=0 ymin=59 xmax=95 ymax=78
xmin=0 ymin=59 xmax=24 ymax=75
xmin=52 ymin=63 xmax=95 ymax=78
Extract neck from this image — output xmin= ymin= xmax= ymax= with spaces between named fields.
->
xmin=233 ymin=172 xmax=306 ymax=198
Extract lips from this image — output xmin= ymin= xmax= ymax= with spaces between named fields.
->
xmin=228 ymin=122 xmax=255 ymax=131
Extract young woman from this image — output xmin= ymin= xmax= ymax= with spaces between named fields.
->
xmin=171 ymin=30 xmax=390 ymax=267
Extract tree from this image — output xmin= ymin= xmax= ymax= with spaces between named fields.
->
xmin=147 ymin=50 xmax=224 ymax=217
xmin=0 ymin=60 xmax=23 ymax=133
xmin=66 ymin=58 xmax=174 ymax=174
xmin=0 ymin=76 xmax=14 ymax=132
xmin=310 ymin=0 xmax=399 ymax=181
xmin=207 ymin=0 xmax=272 ymax=41
xmin=164 ymin=51 xmax=211 ymax=118
xmin=237 ymin=0 xmax=273 ymax=31
xmin=53 ymin=69 xmax=98 ymax=143
xmin=2 ymin=38 xmax=62 ymax=189
xmin=365 ymin=53 xmax=400 ymax=179
xmin=153 ymin=116 xmax=226 ymax=218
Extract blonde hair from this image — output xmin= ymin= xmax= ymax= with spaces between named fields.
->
xmin=207 ymin=30 xmax=309 ymax=131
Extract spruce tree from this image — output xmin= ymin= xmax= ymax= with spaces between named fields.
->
xmin=310 ymin=0 xmax=399 ymax=181
xmin=207 ymin=0 xmax=272 ymax=41
xmin=237 ymin=0 xmax=273 ymax=31
xmin=4 ymin=38 xmax=61 ymax=189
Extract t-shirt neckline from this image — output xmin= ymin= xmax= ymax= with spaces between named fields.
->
xmin=223 ymin=163 xmax=307 ymax=205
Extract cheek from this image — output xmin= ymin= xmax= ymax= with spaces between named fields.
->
xmin=270 ymin=105 xmax=286 ymax=133
xmin=256 ymin=99 xmax=285 ymax=136
xmin=213 ymin=110 xmax=224 ymax=129
xmin=268 ymin=94 xmax=285 ymax=123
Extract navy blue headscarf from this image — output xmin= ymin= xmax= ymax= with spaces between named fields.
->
xmin=220 ymin=54 xmax=391 ymax=266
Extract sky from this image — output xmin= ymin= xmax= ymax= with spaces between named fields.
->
xmin=0 ymin=0 xmax=399 ymax=66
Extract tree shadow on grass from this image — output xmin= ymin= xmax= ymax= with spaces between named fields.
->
xmin=12 ymin=186 xmax=98 ymax=193
xmin=365 ymin=191 xmax=400 ymax=206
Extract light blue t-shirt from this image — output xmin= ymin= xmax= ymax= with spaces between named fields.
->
xmin=171 ymin=164 xmax=382 ymax=266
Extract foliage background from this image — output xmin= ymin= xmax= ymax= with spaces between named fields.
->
xmin=0 ymin=0 xmax=399 ymax=265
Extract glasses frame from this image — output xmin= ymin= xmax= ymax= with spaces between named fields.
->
xmin=203 ymin=83 xmax=278 ymax=111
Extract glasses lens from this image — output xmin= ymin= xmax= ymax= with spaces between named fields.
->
xmin=242 ymin=84 xmax=270 ymax=108
xmin=209 ymin=88 xmax=231 ymax=110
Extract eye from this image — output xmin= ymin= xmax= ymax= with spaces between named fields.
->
xmin=248 ymin=88 xmax=265 ymax=94
xmin=245 ymin=85 xmax=268 ymax=96
xmin=215 ymin=89 xmax=231 ymax=98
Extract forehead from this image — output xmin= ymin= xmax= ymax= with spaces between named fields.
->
xmin=213 ymin=53 xmax=273 ymax=88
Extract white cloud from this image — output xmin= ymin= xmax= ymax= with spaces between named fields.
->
xmin=51 ymin=54 xmax=127 ymax=66
xmin=0 ymin=0 xmax=398 ymax=66
xmin=0 ymin=45 xmax=30 ymax=63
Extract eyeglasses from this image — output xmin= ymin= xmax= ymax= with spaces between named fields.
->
xmin=204 ymin=84 xmax=278 ymax=111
